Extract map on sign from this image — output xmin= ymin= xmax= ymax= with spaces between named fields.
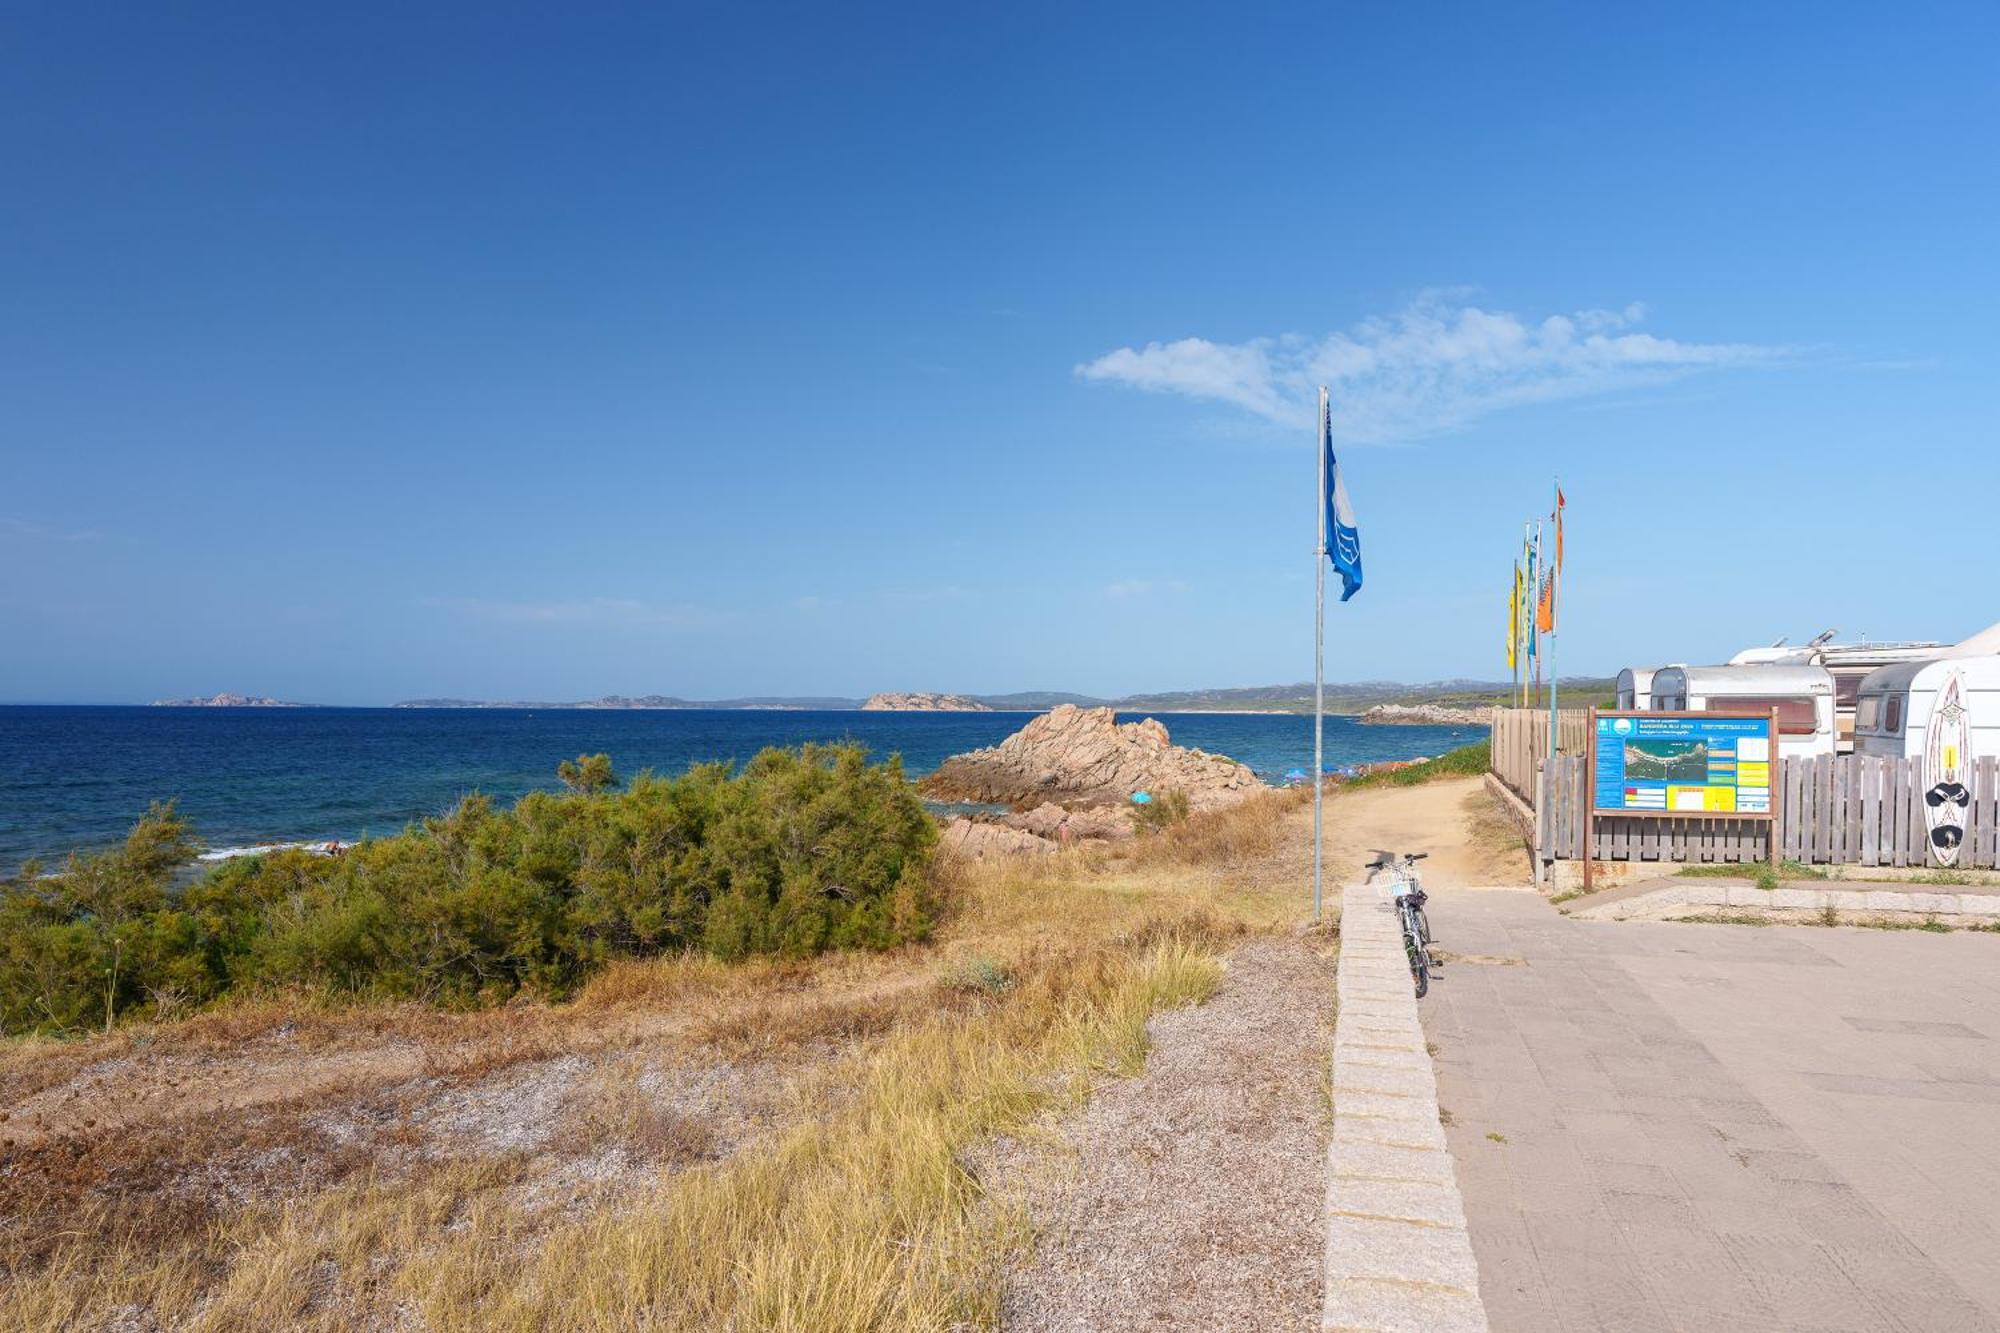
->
xmin=1594 ymin=713 xmax=1773 ymax=815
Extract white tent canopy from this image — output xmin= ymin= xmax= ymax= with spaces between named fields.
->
xmin=1947 ymin=620 xmax=2000 ymax=658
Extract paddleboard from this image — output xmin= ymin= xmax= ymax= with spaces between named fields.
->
xmin=1924 ymin=668 xmax=1972 ymax=866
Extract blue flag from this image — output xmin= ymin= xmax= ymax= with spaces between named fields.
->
xmin=1323 ymin=397 xmax=1362 ymax=601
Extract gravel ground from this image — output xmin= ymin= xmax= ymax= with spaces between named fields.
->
xmin=997 ymin=933 xmax=1337 ymax=1332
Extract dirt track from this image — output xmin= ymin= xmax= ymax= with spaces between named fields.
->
xmin=994 ymin=777 xmax=1528 ymax=1330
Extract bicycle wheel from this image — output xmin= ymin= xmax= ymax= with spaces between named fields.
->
xmin=1404 ymin=929 xmax=1429 ymax=998
xmin=1413 ymin=906 xmax=1432 ymax=946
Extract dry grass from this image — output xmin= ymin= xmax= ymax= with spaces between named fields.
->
xmin=0 ymin=789 xmax=1309 ymax=1332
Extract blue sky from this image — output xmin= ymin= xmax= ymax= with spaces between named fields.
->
xmin=3 ymin=3 xmax=1995 ymax=704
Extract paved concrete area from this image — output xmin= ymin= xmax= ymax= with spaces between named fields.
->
xmin=1566 ymin=875 xmax=2000 ymax=924
xmin=1324 ymin=880 xmax=1487 ymax=1332
xmin=1420 ymin=886 xmax=2000 ymax=1332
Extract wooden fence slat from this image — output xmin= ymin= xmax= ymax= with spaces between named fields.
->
xmin=1887 ymin=756 xmax=1904 ymax=867
xmin=1861 ymin=756 xmax=1879 ymax=867
xmin=1519 ymin=750 xmax=2000 ymax=870
xmin=1979 ymin=755 xmax=1998 ymax=870
xmin=1848 ymin=758 xmax=1861 ymax=867
xmin=1804 ymin=756 xmax=1819 ymax=864
xmin=1572 ymin=757 xmax=1583 ymax=860
xmin=1896 ymin=752 xmax=1912 ymax=868
xmin=1792 ymin=764 xmax=1808 ymax=856
xmin=1903 ymin=758 xmax=1920 ymax=867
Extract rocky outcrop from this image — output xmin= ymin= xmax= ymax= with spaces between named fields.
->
xmin=919 ymin=705 xmax=1264 ymax=811
xmin=940 ymin=819 xmax=1057 ymax=858
xmin=1357 ymin=703 xmax=1493 ymax=727
xmin=862 ymin=692 xmax=993 ymax=712
xmin=1004 ymin=801 xmax=1134 ymax=842
xmin=151 ymin=693 xmax=303 ymax=707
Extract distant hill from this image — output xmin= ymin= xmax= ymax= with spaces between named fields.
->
xmin=389 ymin=678 xmax=1616 ymax=714
xmin=391 ymin=695 xmax=864 ymax=710
xmin=1090 ymin=677 xmax=1616 ymax=716
xmin=152 ymin=693 xmax=308 ymax=708
xmin=971 ymin=691 xmax=1107 ymax=711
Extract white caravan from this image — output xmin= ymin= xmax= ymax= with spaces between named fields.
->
xmin=1648 ymin=664 xmax=1838 ymax=759
xmin=1852 ymin=631 xmax=2000 ymax=866
xmin=1727 ymin=632 xmax=1945 ymax=752
xmin=1852 ymin=657 xmax=2000 ymax=761
xmin=1616 ymin=666 xmax=1664 ymax=711
xmin=1851 ymin=621 xmax=2000 ymax=764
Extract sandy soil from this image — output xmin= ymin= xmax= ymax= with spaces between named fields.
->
xmin=1319 ymin=776 xmax=1533 ymax=891
xmin=989 ymin=777 xmax=1525 ymax=1331
xmin=992 ymin=934 xmax=1337 ymax=1333
xmin=0 ymin=773 xmax=1528 ymax=1330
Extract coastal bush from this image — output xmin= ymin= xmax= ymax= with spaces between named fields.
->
xmin=1128 ymin=788 xmax=1192 ymax=833
xmin=1343 ymin=739 xmax=1492 ymax=788
xmin=0 ymin=744 xmax=939 ymax=1035
xmin=0 ymin=803 xmax=214 ymax=1033
xmin=557 ymin=752 xmax=619 ymax=794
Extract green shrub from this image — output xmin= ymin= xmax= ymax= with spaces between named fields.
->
xmin=0 ymin=803 xmax=210 ymax=1034
xmin=557 ymin=752 xmax=618 ymax=794
xmin=1343 ymin=740 xmax=1492 ymax=789
xmin=0 ymin=745 xmax=940 ymax=1036
xmin=1129 ymin=789 xmax=1192 ymax=834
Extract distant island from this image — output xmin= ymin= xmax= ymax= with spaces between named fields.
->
xmin=391 ymin=694 xmax=859 ymax=710
xmin=387 ymin=678 xmax=1612 ymax=715
xmin=151 ymin=693 xmax=306 ymax=708
xmin=1358 ymin=702 xmax=1495 ymax=726
xmin=861 ymin=692 xmax=993 ymax=712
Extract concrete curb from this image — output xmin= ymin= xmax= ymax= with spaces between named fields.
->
xmin=1323 ymin=881 xmax=1488 ymax=1333
xmin=1569 ymin=880 xmax=2000 ymax=923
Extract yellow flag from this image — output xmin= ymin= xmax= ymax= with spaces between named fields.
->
xmin=1507 ymin=562 xmax=1521 ymax=670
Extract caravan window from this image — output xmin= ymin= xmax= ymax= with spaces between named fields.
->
xmin=1885 ymin=696 xmax=1903 ymax=733
xmin=1721 ymin=696 xmax=1821 ymax=736
xmin=1856 ymin=695 xmax=1881 ymax=730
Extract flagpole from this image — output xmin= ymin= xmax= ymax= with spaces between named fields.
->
xmin=1520 ymin=522 xmax=1532 ymax=708
xmin=1313 ymin=386 xmax=1327 ymax=925
xmin=1547 ymin=478 xmax=1560 ymax=768
xmin=1533 ymin=520 xmax=1545 ymax=709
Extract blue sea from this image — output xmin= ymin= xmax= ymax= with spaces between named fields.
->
xmin=0 ymin=707 xmax=1480 ymax=870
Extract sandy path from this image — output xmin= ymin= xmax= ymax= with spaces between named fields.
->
xmin=997 ymin=934 xmax=1338 ymax=1332
xmin=1320 ymin=776 xmax=1532 ymax=891
xmin=993 ymin=776 xmax=1526 ymax=1331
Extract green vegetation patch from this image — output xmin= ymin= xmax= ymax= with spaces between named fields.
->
xmin=1678 ymin=859 xmax=1828 ymax=892
xmin=1343 ymin=740 xmax=1491 ymax=789
xmin=0 ymin=744 xmax=939 ymax=1037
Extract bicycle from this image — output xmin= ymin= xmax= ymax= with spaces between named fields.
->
xmin=1369 ymin=851 xmax=1435 ymax=998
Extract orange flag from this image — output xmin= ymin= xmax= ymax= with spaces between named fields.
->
xmin=1554 ymin=487 xmax=1566 ymax=570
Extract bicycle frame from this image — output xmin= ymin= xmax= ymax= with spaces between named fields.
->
xmin=1382 ymin=853 xmax=1433 ymax=998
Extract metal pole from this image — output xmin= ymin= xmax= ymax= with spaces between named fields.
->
xmin=1313 ymin=386 xmax=1327 ymax=925
xmin=1519 ymin=522 xmax=1532 ymax=709
xmin=1533 ymin=520 xmax=1544 ymax=710
xmin=1548 ymin=478 xmax=1560 ymax=766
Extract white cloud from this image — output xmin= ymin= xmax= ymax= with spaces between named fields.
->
xmin=422 ymin=596 xmax=718 ymax=629
xmin=1104 ymin=579 xmax=1190 ymax=599
xmin=1 ymin=517 xmax=101 ymax=542
xmin=1076 ymin=293 xmax=1789 ymax=442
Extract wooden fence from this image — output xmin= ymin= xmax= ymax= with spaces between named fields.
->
xmin=1535 ymin=753 xmax=2000 ymax=869
xmin=1490 ymin=708 xmax=1591 ymax=802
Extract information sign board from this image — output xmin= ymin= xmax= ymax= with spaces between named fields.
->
xmin=1591 ymin=711 xmax=1775 ymax=816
